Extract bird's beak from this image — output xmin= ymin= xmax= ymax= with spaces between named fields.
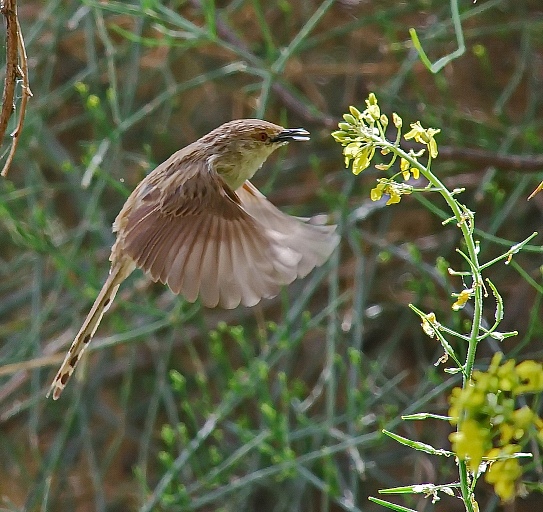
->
xmin=272 ymin=128 xmax=310 ymax=143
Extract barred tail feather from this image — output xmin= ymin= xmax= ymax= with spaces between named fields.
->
xmin=47 ymin=259 xmax=134 ymax=400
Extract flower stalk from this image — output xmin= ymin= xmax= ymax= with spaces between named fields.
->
xmin=333 ymin=94 xmax=542 ymax=509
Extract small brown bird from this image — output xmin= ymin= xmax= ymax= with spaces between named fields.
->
xmin=48 ymin=119 xmax=339 ymax=399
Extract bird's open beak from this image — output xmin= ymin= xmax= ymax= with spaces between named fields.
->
xmin=272 ymin=128 xmax=310 ymax=143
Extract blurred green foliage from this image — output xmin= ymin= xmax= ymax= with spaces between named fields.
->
xmin=1 ymin=1 xmax=543 ymax=511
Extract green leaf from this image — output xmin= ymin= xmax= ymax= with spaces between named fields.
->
xmin=368 ymin=497 xmax=418 ymax=512
xmin=383 ymin=430 xmax=454 ymax=457
xmin=401 ymin=413 xmax=453 ymax=421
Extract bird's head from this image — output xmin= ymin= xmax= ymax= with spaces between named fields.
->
xmin=201 ymin=119 xmax=310 ymax=190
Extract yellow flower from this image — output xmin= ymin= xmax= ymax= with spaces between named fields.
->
xmin=485 ymin=446 xmax=522 ymax=502
xmin=449 ymin=419 xmax=490 ymax=472
xmin=452 ymin=289 xmax=472 ymax=311
xmin=511 ymin=406 xmax=535 ymax=432
xmin=472 ymin=371 xmax=496 ymax=394
xmin=352 ymin=146 xmax=375 ymax=175
xmin=370 ymin=180 xmax=410 ymax=204
xmin=404 ymin=121 xmax=441 ymax=158
xmin=343 ymin=142 xmax=362 ymax=167
xmin=467 ymin=388 xmax=486 ymax=410
xmin=400 ymin=158 xmax=410 ymax=180
xmin=496 ymin=359 xmax=518 ymax=392
xmin=488 ymin=352 xmax=504 ymax=373
xmin=498 ymin=423 xmax=515 ymax=445
xmin=365 ymin=93 xmax=380 ymax=120
xmin=349 ymin=105 xmax=362 ymax=120
xmin=427 ymin=134 xmax=440 ymax=159
xmin=448 ymin=354 xmax=543 ymax=502
xmin=370 ymin=182 xmax=385 ymax=201
xmin=385 ymin=185 xmax=401 ymax=205
xmin=515 ymin=360 xmax=543 ymax=393
xmin=421 ymin=312 xmax=437 ymax=337
xmin=404 ymin=121 xmax=426 ymax=142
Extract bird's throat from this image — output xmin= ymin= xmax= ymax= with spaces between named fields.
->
xmin=211 ymin=147 xmax=276 ymax=190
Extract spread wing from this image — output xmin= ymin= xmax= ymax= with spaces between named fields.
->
xmin=237 ymin=181 xmax=339 ymax=277
xmin=116 ymin=163 xmax=306 ymax=309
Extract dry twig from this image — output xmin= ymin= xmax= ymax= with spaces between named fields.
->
xmin=0 ymin=0 xmax=32 ymax=177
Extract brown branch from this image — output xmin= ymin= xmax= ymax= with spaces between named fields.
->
xmin=0 ymin=0 xmax=31 ymax=177
xmin=1 ymin=15 xmax=32 ymax=177
xmin=0 ymin=0 xmax=18 ymax=141
xmin=436 ymin=145 xmax=543 ymax=173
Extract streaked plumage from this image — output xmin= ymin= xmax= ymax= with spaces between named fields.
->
xmin=48 ymin=119 xmax=339 ymax=399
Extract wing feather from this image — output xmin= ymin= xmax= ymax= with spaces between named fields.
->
xmin=156 ymin=219 xmax=194 ymax=284
xmin=217 ymin=219 xmax=243 ymax=308
xmin=232 ymin=217 xmax=274 ymax=306
xmin=179 ymin=218 xmax=209 ymax=303
xmin=166 ymin=213 xmax=208 ymax=295
xmin=197 ymin=215 xmax=221 ymax=307
xmin=116 ymin=163 xmax=337 ymax=309
xmin=237 ymin=181 xmax=339 ymax=277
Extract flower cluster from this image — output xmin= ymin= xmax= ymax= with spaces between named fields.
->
xmin=449 ymin=353 xmax=543 ymax=501
xmin=370 ymin=178 xmax=413 ymax=205
xmin=332 ymin=93 xmax=386 ymax=176
xmin=332 ymin=93 xmax=440 ymax=204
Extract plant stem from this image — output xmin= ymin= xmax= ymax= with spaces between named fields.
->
xmin=381 ymin=139 xmax=481 ymax=511
xmin=383 ymin=139 xmax=482 ymax=380
xmin=459 ymin=460 xmax=475 ymax=512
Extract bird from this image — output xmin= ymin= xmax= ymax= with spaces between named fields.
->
xmin=48 ymin=119 xmax=339 ymax=399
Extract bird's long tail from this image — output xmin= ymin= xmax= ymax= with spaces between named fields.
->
xmin=48 ymin=259 xmax=135 ymax=400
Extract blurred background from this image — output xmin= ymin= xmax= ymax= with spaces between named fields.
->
xmin=0 ymin=1 xmax=542 ymax=510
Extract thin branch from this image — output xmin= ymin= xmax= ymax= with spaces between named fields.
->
xmin=0 ymin=0 xmax=18 ymax=141
xmin=432 ymin=145 xmax=543 ymax=173
xmin=0 ymin=0 xmax=31 ymax=177
xmin=1 ymin=14 xmax=32 ymax=177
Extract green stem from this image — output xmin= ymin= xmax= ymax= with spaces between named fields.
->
xmin=383 ymin=140 xmax=482 ymax=379
xmin=380 ymin=139 xmax=481 ymax=511
xmin=458 ymin=461 xmax=475 ymax=512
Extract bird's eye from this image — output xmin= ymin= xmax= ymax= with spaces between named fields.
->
xmin=257 ymin=132 xmax=268 ymax=142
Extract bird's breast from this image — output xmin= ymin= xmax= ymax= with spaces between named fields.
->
xmin=211 ymin=148 xmax=273 ymax=190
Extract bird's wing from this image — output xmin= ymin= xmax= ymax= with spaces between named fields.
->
xmin=236 ymin=181 xmax=339 ymax=277
xmin=117 ymin=163 xmax=304 ymax=309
